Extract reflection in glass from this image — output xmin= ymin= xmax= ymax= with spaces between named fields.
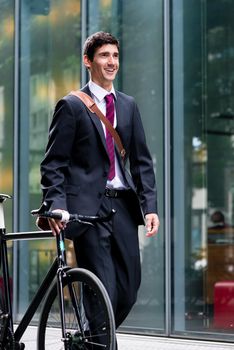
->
xmin=172 ymin=0 xmax=234 ymax=339
xmin=19 ymin=0 xmax=81 ymax=231
xmin=92 ymin=0 xmax=165 ymax=333
xmin=17 ymin=0 xmax=81 ymax=319
xmin=0 ymin=1 xmax=14 ymax=230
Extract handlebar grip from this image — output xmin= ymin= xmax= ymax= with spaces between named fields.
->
xmin=42 ymin=211 xmax=71 ymax=222
xmin=31 ymin=210 xmax=69 ymax=220
xmin=42 ymin=211 xmax=63 ymax=220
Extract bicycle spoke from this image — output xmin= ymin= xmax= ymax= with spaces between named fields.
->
xmin=38 ymin=268 xmax=115 ymax=349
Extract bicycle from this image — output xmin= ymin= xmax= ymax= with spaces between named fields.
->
xmin=0 ymin=193 xmax=116 ymax=349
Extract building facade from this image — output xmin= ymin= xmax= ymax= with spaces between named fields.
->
xmin=1 ymin=0 xmax=234 ymax=343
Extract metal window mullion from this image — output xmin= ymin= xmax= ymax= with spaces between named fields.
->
xmin=13 ymin=0 xmax=20 ymax=319
xmin=164 ymin=0 xmax=172 ymax=337
xmin=81 ymin=0 xmax=88 ymax=87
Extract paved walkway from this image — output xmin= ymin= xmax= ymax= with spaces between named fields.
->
xmin=18 ymin=326 xmax=234 ymax=349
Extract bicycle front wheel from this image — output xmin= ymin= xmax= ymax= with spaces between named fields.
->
xmin=37 ymin=268 xmax=116 ymax=350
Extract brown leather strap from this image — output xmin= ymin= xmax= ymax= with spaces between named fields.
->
xmin=70 ymin=90 xmax=126 ymax=159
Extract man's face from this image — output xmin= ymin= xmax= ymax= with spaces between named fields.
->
xmin=84 ymin=44 xmax=119 ymax=90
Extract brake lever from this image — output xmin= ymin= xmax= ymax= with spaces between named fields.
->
xmin=71 ymin=218 xmax=94 ymax=226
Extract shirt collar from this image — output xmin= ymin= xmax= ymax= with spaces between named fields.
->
xmin=88 ymin=80 xmax=116 ymax=102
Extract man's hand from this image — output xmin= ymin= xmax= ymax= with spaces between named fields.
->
xmin=48 ymin=209 xmax=68 ymax=236
xmin=145 ymin=213 xmax=160 ymax=237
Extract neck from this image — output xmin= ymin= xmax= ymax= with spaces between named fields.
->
xmin=92 ymin=79 xmax=113 ymax=92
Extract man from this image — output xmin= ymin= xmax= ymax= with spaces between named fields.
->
xmin=40 ymin=31 xmax=159 ymax=331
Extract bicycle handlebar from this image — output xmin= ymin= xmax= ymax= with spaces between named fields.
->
xmin=31 ymin=208 xmax=116 ymax=224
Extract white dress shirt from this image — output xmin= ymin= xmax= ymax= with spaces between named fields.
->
xmin=88 ymin=80 xmax=127 ymax=189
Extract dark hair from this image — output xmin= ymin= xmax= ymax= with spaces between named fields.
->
xmin=83 ymin=31 xmax=119 ymax=61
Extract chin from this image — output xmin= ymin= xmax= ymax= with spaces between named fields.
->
xmin=105 ymin=75 xmax=116 ymax=81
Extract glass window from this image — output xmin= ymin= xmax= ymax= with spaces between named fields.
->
xmin=0 ymin=0 xmax=14 ymax=304
xmin=17 ymin=0 xmax=81 ymax=320
xmin=0 ymin=0 xmax=14 ymax=230
xmin=88 ymin=0 xmax=165 ymax=333
xmin=172 ymin=0 xmax=234 ymax=340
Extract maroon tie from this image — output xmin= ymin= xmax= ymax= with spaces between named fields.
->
xmin=105 ymin=94 xmax=115 ymax=180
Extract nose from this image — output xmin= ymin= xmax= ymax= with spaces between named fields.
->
xmin=108 ymin=55 xmax=115 ymax=64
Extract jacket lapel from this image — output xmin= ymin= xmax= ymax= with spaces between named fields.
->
xmin=115 ymin=91 xmax=129 ymax=152
xmin=80 ymin=85 xmax=109 ymax=158
xmin=115 ymin=91 xmax=123 ymax=134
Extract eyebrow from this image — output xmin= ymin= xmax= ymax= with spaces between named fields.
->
xmin=99 ymin=51 xmax=119 ymax=56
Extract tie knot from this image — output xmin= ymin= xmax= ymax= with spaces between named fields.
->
xmin=105 ymin=93 xmax=114 ymax=104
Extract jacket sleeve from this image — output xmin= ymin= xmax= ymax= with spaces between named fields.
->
xmin=40 ymin=98 xmax=76 ymax=211
xmin=129 ymin=100 xmax=158 ymax=215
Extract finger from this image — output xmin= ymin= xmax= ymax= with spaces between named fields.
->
xmin=146 ymin=221 xmax=159 ymax=237
xmin=146 ymin=227 xmax=157 ymax=237
xmin=145 ymin=218 xmax=152 ymax=232
xmin=48 ymin=219 xmax=60 ymax=236
xmin=48 ymin=223 xmax=57 ymax=236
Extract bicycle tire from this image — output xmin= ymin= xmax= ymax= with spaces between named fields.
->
xmin=37 ymin=268 xmax=116 ymax=350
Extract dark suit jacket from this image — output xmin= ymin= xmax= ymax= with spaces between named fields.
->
xmin=40 ymin=85 xmax=157 ymax=236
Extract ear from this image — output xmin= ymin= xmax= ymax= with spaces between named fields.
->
xmin=83 ymin=55 xmax=91 ymax=69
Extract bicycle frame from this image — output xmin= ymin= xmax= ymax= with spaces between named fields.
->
xmin=0 ymin=196 xmax=69 ymax=346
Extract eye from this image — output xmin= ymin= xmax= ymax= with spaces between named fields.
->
xmin=100 ymin=52 xmax=109 ymax=57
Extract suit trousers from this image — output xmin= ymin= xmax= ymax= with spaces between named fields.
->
xmin=73 ymin=193 xmax=141 ymax=329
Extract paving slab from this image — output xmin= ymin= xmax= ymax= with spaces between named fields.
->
xmin=16 ymin=326 xmax=234 ymax=350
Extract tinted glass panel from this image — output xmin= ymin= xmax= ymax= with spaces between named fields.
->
xmin=88 ymin=0 xmax=165 ymax=333
xmin=172 ymin=0 xmax=234 ymax=340
xmin=17 ymin=0 xmax=81 ymax=319
xmin=0 ymin=0 xmax=14 ymax=308
xmin=0 ymin=0 xmax=14 ymax=229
